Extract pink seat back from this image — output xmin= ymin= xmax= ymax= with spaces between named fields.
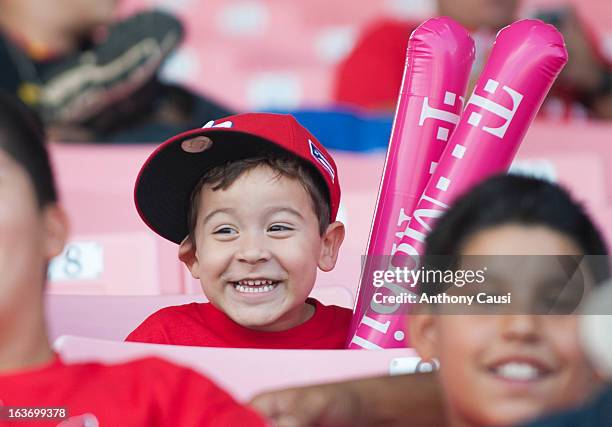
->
xmin=46 ymin=294 xmax=204 ymax=341
xmin=46 ymin=286 xmax=354 ymax=341
xmin=116 ymin=0 xmax=611 ymax=111
xmin=48 ymin=144 xmax=184 ymax=295
xmin=54 ymin=336 xmax=422 ymax=400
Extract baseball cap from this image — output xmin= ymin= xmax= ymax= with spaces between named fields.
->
xmin=134 ymin=112 xmax=341 ymax=244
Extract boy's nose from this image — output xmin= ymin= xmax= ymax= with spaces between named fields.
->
xmin=235 ymin=236 xmax=272 ymax=264
xmin=500 ymin=315 xmax=541 ymax=343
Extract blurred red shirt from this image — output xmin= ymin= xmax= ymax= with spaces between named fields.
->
xmin=0 ymin=355 xmax=266 ymax=426
xmin=334 ymin=18 xmax=606 ymax=120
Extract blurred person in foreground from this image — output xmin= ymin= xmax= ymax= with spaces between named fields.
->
xmin=0 ymin=92 xmax=265 ymax=426
xmin=408 ymin=175 xmax=608 ymax=427
xmin=335 ymin=0 xmax=612 ymax=121
xmin=0 ymin=0 xmax=232 ymax=143
xmin=251 ymin=175 xmax=611 ymax=427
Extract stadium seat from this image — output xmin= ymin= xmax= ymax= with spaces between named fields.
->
xmin=48 ymin=143 xmax=185 ymax=295
xmin=517 ymin=123 xmax=612 ymax=203
xmin=46 ymin=286 xmax=354 ymax=341
xmin=54 ymin=335 xmax=423 ymax=400
xmin=117 ymin=0 xmax=611 ymax=111
xmin=46 ymin=294 xmax=204 ymax=341
xmin=47 ymin=231 xmax=160 ymax=295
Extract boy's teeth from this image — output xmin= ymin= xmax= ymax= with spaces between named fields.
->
xmin=233 ymin=278 xmax=278 ymax=293
xmin=234 ymin=284 xmax=276 ymax=293
xmin=495 ymin=362 xmax=540 ymax=381
xmin=237 ymin=279 xmax=275 ymax=286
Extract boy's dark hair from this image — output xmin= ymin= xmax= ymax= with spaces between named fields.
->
xmin=186 ymin=154 xmax=331 ymax=243
xmin=424 ymin=174 xmax=609 ymax=286
xmin=0 ymin=91 xmax=57 ymax=208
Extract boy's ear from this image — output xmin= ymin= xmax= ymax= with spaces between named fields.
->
xmin=178 ymin=237 xmax=200 ymax=279
xmin=42 ymin=204 xmax=69 ymax=260
xmin=409 ymin=311 xmax=439 ymax=362
xmin=318 ymin=221 xmax=345 ymax=272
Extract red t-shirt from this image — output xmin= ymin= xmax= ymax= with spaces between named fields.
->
xmin=334 ymin=19 xmax=415 ymax=110
xmin=0 ymin=355 xmax=266 ymax=427
xmin=126 ymin=298 xmax=352 ymax=349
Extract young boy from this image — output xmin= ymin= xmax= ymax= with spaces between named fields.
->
xmin=409 ymin=175 xmax=609 ymax=427
xmin=127 ymin=113 xmax=352 ymax=348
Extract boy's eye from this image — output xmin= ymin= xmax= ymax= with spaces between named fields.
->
xmin=268 ymin=224 xmax=293 ymax=232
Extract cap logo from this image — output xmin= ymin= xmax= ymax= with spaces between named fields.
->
xmin=309 ymin=139 xmax=335 ymax=183
xmin=202 ymin=120 xmax=233 ymax=129
xmin=181 ymin=136 xmax=213 ymax=153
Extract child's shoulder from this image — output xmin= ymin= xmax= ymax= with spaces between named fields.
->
xmin=309 ymin=298 xmax=352 ymax=318
xmin=135 ymin=301 xmax=207 ymax=327
xmin=307 ymin=298 xmax=353 ymax=333
xmin=125 ymin=302 xmax=209 ymax=343
xmin=147 ymin=302 xmax=205 ymax=319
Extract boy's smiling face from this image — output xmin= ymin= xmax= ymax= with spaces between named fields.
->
xmin=411 ymin=225 xmax=600 ymax=427
xmin=180 ymin=164 xmax=344 ymax=331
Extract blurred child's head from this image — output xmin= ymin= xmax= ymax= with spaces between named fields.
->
xmin=135 ymin=113 xmax=345 ymax=331
xmin=410 ymin=174 xmax=609 ymax=427
xmin=0 ymin=92 xmax=67 ymax=314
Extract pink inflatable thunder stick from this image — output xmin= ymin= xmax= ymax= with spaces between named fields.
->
xmin=348 ymin=17 xmax=475 ymax=340
xmin=348 ymin=20 xmax=568 ymax=349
